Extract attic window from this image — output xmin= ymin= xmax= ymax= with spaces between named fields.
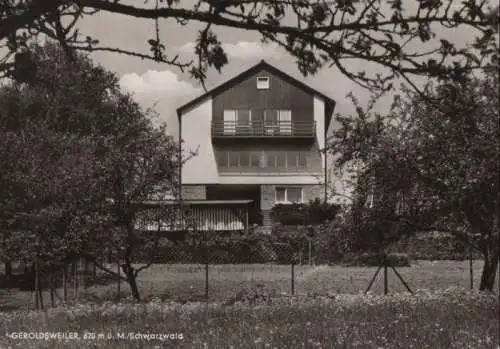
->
xmin=256 ymin=76 xmax=270 ymax=89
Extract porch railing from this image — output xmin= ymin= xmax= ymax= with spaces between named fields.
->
xmin=211 ymin=120 xmax=316 ymax=138
xmin=134 ymin=200 xmax=251 ymax=233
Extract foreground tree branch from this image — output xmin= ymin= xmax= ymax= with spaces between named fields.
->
xmin=1 ymin=0 xmax=498 ymax=91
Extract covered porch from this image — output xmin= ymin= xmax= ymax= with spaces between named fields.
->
xmin=205 ymin=184 xmax=263 ymax=226
xmin=134 ymin=200 xmax=252 ymax=235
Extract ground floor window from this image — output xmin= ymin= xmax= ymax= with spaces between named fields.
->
xmin=275 ymin=187 xmax=303 ymax=203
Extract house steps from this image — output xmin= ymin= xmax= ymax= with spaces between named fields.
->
xmin=262 ymin=210 xmax=272 ymax=227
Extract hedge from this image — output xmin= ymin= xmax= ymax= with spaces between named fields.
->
xmin=271 ymin=199 xmax=341 ymax=226
xmin=133 ymin=226 xmax=482 ymax=265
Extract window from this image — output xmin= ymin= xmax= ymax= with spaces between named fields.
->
xmin=263 ymin=110 xmax=292 ymax=135
xmin=256 ymin=76 xmax=270 ymax=89
xmin=267 ymin=152 xmax=276 ymax=168
xmin=275 ymin=187 xmax=286 ymax=202
xmin=285 ymin=151 xmax=308 ymax=168
xmin=217 ymin=150 xmax=262 ymax=169
xmin=223 ymin=110 xmax=252 ymax=134
xmin=236 ymin=110 xmax=251 ymax=126
xmin=276 ymin=152 xmax=286 ymax=168
xmin=264 ymin=110 xmax=278 ymax=124
xmin=250 ymin=151 xmax=261 ymax=168
xmin=298 ymin=151 xmax=307 ymax=167
xmin=275 ymin=187 xmax=303 ymax=203
xmin=286 ymin=151 xmax=298 ymax=167
xmin=267 ymin=151 xmax=286 ymax=169
xmin=239 ymin=151 xmax=250 ymax=167
xmin=228 ymin=152 xmax=240 ymax=167
xmin=217 ymin=151 xmax=228 ymax=167
xmin=264 ymin=110 xmax=279 ymax=135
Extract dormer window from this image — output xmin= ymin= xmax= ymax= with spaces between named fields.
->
xmin=256 ymin=76 xmax=270 ymax=89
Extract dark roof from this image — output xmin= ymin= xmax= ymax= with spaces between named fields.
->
xmin=176 ymin=60 xmax=336 ymax=116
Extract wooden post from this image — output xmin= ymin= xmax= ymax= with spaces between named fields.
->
xmin=245 ymin=206 xmax=249 ymax=235
xmin=37 ymin=260 xmax=44 ymax=310
xmin=291 ymin=263 xmax=295 ymax=295
xmin=308 ymin=241 xmax=312 ymax=266
xmin=383 ymin=261 xmax=388 ymax=295
xmin=82 ymin=258 xmax=87 ymax=293
xmin=34 ymin=258 xmax=39 ymax=309
xmin=205 ymin=262 xmax=209 ymax=302
xmin=24 ymin=261 xmax=29 ymax=276
xmin=469 ymin=245 xmax=474 ymax=289
xmin=4 ymin=261 xmax=12 ymax=280
xmin=50 ymin=272 xmax=55 ymax=307
xmin=390 ymin=265 xmax=413 ymax=294
xmin=84 ymin=258 xmax=90 ymax=274
xmin=117 ymin=259 xmax=121 ymax=300
xmin=73 ymin=261 xmax=78 ymax=300
xmin=62 ymin=264 xmax=67 ymax=302
xmin=365 ymin=265 xmax=382 ymax=294
xmin=82 ymin=259 xmax=87 ymax=292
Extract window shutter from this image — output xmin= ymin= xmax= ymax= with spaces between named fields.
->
xmin=223 ymin=110 xmax=236 ymax=134
xmin=278 ymin=110 xmax=292 ymax=135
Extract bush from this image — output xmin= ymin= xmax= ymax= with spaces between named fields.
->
xmin=308 ymin=198 xmax=342 ymax=224
xmin=391 ymin=232 xmax=482 ymax=261
xmin=271 ymin=199 xmax=341 ymax=226
xmin=342 ymin=252 xmax=411 ymax=267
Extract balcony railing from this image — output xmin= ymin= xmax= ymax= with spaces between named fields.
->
xmin=211 ymin=120 xmax=316 ymax=138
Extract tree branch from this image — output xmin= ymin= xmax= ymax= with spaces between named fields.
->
xmin=85 ymin=254 xmax=127 ymax=281
xmin=70 ymin=44 xmax=192 ymax=70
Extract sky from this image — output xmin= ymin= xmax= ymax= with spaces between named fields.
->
xmin=0 ymin=1 xmax=488 ymax=141
xmin=69 ymin=1 xmax=488 ymax=141
xmin=0 ymin=1 xmax=491 ymax=203
xmin=81 ymin=14 xmax=370 ymax=140
xmin=71 ymin=3 xmax=405 ymax=139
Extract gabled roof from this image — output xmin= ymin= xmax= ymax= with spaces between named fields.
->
xmin=176 ymin=60 xmax=336 ymax=117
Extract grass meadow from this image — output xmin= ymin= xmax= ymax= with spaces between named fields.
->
xmin=0 ymin=261 xmax=499 ymax=348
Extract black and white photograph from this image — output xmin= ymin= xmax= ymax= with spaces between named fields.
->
xmin=0 ymin=1 xmax=499 ymax=348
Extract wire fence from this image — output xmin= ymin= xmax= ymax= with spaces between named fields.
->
xmin=0 ymin=233 xmax=488 ymax=312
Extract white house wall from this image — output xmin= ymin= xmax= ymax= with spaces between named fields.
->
xmin=180 ymin=97 xmax=219 ymax=184
xmin=313 ymin=95 xmax=326 ymax=167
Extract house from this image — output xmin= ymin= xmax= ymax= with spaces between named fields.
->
xmin=177 ymin=60 xmax=336 ymax=227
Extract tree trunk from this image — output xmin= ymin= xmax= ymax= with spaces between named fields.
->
xmin=479 ymin=248 xmax=499 ymax=291
xmin=121 ymin=263 xmax=140 ymax=301
xmin=4 ymin=261 xmax=12 ymax=280
xmin=34 ymin=259 xmax=39 ymax=309
xmin=50 ymin=272 xmax=55 ymax=307
xmin=62 ymin=264 xmax=67 ymax=302
xmin=73 ymin=261 xmax=78 ymax=299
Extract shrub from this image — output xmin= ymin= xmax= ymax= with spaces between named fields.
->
xmin=342 ymin=252 xmax=411 ymax=267
xmin=308 ymin=198 xmax=342 ymax=224
xmin=390 ymin=232 xmax=482 ymax=261
xmin=271 ymin=199 xmax=341 ymax=225
xmin=271 ymin=203 xmax=308 ymax=225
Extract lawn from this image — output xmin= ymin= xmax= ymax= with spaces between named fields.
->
xmin=0 ymin=288 xmax=498 ymax=349
xmin=0 ymin=261 xmax=498 ymax=348
xmin=0 ymin=260 xmax=498 ymax=310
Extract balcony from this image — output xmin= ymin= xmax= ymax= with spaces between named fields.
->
xmin=211 ymin=120 xmax=316 ymax=138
